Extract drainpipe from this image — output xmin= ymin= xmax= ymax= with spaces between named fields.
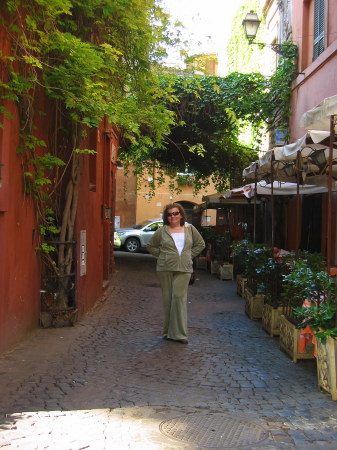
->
xmin=271 ymin=151 xmax=275 ymax=248
xmin=295 ymin=150 xmax=301 ymax=259
xmin=254 ymin=164 xmax=257 ymax=244
xmin=327 ymin=115 xmax=335 ymax=273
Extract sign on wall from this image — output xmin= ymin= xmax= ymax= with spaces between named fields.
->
xmin=80 ymin=230 xmax=87 ymax=276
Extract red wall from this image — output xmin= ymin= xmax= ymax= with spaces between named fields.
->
xmin=74 ymin=121 xmax=118 ymax=315
xmin=0 ymin=103 xmax=41 ymax=354
xmin=0 ymin=21 xmax=118 ymax=353
xmin=75 ymin=128 xmax=104 ymax=315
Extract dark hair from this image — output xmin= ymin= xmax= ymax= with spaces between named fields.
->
xmin=163 ymin=203 xmax=186 ymax=226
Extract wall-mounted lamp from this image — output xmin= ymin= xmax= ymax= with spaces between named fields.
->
xmin=242 ymin=11 xmax=283 ymax=54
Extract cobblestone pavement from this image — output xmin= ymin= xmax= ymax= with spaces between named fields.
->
xmin=1 ymin=252 xmax=337 ymax=449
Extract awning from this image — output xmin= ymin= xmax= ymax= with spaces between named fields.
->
xmin=242 ymin=134 xmax=337 ymax=183
xmin=224 ymin=181 xmax=329 ymax=198
xmin=201 ymin=192 xmax=255 ymax=205
xmin=300 ymin=94 xmax=337 ymax=131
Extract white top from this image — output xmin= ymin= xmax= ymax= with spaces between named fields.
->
xmin=171 ymin=232 xmax=185 ymax=255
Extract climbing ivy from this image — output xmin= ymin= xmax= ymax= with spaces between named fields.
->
xmin=0 ymin=0 xmax=176 ymax=308
xmin=120 ymin=41 xmax=298 ymax=192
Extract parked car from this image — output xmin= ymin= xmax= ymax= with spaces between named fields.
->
xmin=116 ymin=219 xmax=163 ymax=253
xmin=114 ymin=231 xmax=121 ymax=249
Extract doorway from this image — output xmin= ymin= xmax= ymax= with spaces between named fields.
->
xmin=300 ymin=195 xmax=322 ymax=252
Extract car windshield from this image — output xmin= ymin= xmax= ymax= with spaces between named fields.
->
xmin=133 ymin=220 xmax=153 ymax=229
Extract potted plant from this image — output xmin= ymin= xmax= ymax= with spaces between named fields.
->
xmin=293 ymin=271 xmax=337 ymax=400
xmin=279 ymin=256 xmax=325 ymax=362
xmin=258 ymin=255 xmax=291 ymax=336
xmin=244 ymin=245 xmax=272 ymax=320
xmin=232 ymin=239 xmax=251 ymax=296
xmin=201 ymin=229 xmax=231 ymax=275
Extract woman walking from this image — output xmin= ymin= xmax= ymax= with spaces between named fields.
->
xmin=147 ymin=203 xmax=205 ymax=344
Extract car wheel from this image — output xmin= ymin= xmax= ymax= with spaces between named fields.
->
xmin=124 ymin=237 xmax=140 ymax=253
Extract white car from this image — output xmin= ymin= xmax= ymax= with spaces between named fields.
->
xmin=116 ymin=219 xmax=163 ymax=253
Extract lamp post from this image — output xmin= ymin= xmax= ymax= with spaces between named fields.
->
xmin=242 ymin=11 xmax=283 ymax=54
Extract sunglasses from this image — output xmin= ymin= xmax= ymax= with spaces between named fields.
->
xmin=167 ymin=211 xmax=180 ymax=217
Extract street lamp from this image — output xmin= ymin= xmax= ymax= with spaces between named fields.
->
xmin=242 ymin=11 xmax=261 ymax=44
xmin=242 ymin=10 xmax=283 ymax=54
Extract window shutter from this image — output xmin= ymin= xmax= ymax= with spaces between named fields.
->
xmin=313 ymin=0 xmax=325 ymax=60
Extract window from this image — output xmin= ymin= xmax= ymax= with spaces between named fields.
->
xmin=147 ymin=222 xmax=163 ymax=232
xmin=313 ymin=0 xmax=325 ymax=60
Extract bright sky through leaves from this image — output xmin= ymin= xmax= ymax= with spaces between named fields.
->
xmin=160 ymin=0 xmax=244 ymax=74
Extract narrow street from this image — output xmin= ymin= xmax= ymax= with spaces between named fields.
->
xmin=0 ymin=251 xmax=337 ymax=449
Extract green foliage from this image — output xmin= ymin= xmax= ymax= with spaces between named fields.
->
xmin=226 ymin=2 xmax=298 ymax=144
xmin=74 ymin=148 xmax=97 ymax=155
xmin=256 ymin=255 xmax=292 ymax=307
xmin=226 ymin=0 xmax=264 ymax=74
xmin=38 ymin=242 xmax=57 ymax=254
xmin=231 ymin=240 xmax=274 ymax=292
xmin=267 ymin=42 xmax=298 ymax=138
xmin=232 ymin=239 xmax=252 ymax=276
xmin=199 ymin=227 xmax=231 ymax=263
xmin=1 ymin=0 xmax=176 ymax=258
xmin=293 ymin=271 xmax=337 ymax=343
xmin=121 ymin=38 xmax=298 ymax=192
xmin=297 ymin=250 xmax=326 ymax=272
xmin=176 ymin=174 xmax=194 ymax=186
xmin=121 ymin=73 xmax=266 ymax=191
xmin=244 ymin=245 xmax=273 ymax=294
xmin=281 ymin=254 xmax=327 ymax=322
xmin=282 ymin=260 xmax=318 ymax=310
xmin=2 ymin=0 xmax=175 ymax=149
xmin=36 ymin=208 xmax=59 ymax=253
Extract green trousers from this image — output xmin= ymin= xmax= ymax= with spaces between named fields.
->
xmin=157 ymin=271 xmax=191 ymax=340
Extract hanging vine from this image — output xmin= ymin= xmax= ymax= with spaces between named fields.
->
xmin=120 ymin=42 xmax=298 ymax=192
xmin=1 ymin=0 xmax=176 ymax=309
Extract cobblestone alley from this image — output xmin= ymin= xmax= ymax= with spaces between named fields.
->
xmin=0 ymin=251 xmax=337 ymax=449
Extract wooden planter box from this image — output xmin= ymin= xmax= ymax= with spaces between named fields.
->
xmin=218 ymin=263 xmax=233 ymax=280
xmin=40 ymin=308 xmax=78 ymax=328
xmin=196 ymin=256 xmax=207 ymax=270
xmin=279 ymin=315 xmax=315 ymax=363
xmin=244 ymin=287 xmax=264 ymax=320
xmin=262 ymin=304 xmax=283 ymax=337
xmin=316 ymin=336 xmax=337 ymax=401
xmin=210 ymin=261 xmax=219 ymax=275
xmin=236 ymin=275 xmax=247 ymax=297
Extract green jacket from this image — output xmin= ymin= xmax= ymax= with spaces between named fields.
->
xmin=147 ymin=224 xmax=205 ymax=273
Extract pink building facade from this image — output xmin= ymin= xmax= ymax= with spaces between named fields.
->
xmin=290 ymin=0 xmax=337 ymax=139
xmin=289 ymin=0 xmax=337 ymax=263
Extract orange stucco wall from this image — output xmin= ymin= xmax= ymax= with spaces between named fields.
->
xmin=136 ymin=171 xmax=216 ymax=224
xmin=115 ymin=168 xmax=217 ymax=227
xmin=138 ymin=176 xmax=216 ymax=225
